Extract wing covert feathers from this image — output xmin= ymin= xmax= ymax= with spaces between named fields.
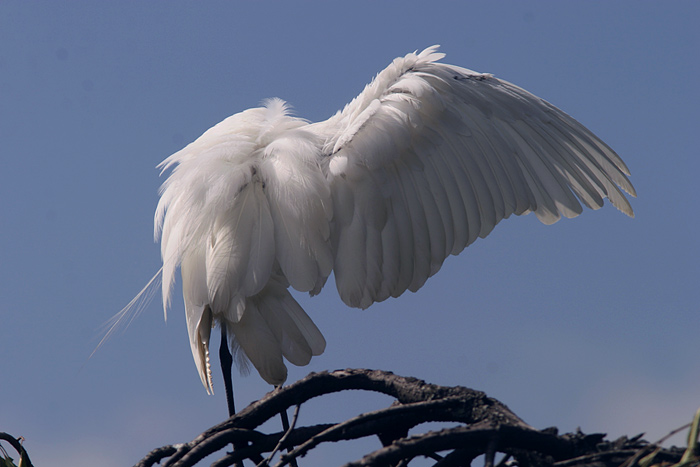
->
xmin=156 ymin=46 xmax=634 ymax=390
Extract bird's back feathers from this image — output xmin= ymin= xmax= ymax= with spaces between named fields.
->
xmin=156 ymin=100 xmax=329 ymax=387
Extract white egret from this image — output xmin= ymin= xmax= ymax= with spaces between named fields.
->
xmin=151 ymin=46 xmax=635 ymax=414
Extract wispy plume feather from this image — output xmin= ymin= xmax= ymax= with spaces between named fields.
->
xmin=89 ymin=268 xmax=163 ymax=360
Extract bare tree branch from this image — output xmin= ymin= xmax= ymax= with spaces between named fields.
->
xmin=0 ymin=432 xmax=34 ymax=467
xmin=133 ymin=369 xmax=691 ymax=467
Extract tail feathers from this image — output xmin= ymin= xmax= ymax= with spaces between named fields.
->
xmin=228 ymin=280 xmax=326 ymax=386
xmin=185 ymin=271 xmax=326 ymax=389
xmin=228 ymin=300 xmax=288 ymax=386
xmin=252 ymin=280 xmax=326 ymax=363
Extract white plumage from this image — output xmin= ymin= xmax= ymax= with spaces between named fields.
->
xmin=155 ymin=46 xmax=635 ymax=392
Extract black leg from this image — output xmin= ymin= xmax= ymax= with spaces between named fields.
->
xmin=219 ymin=325 xmax=236 ymax=417
xmin=275 ymin=386 xmax=299 ymax=467
xmin=280 ymin=403 xmax=291 ymax=432
xmin=220 ymin=326 xmax=251 ymax=467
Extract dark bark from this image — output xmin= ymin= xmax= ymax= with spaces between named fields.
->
xmin=131 ymin=369 xmax=692 ymax=467
xmin=0 ymin=432 xmax=34 ymax=467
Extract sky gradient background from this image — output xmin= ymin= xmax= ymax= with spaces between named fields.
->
xmin=2 ymin=2 xmax=699 ymax=466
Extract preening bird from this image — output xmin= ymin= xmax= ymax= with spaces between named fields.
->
xmin=151 ymin=46 xmax=635 ymax=413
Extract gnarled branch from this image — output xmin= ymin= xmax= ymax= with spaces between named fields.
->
xmin=134 ymin=369 xmax=689 ymax=467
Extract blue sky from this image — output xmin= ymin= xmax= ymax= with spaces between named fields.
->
xmin=1 ymin=2 xmax=698 ymax=466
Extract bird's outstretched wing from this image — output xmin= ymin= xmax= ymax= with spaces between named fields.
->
xmin=310 ymin=46 xmax=635 ymax=309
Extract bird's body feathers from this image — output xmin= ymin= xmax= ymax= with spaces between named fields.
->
xmin=154 ymin=46 xmax=635 ymax=391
